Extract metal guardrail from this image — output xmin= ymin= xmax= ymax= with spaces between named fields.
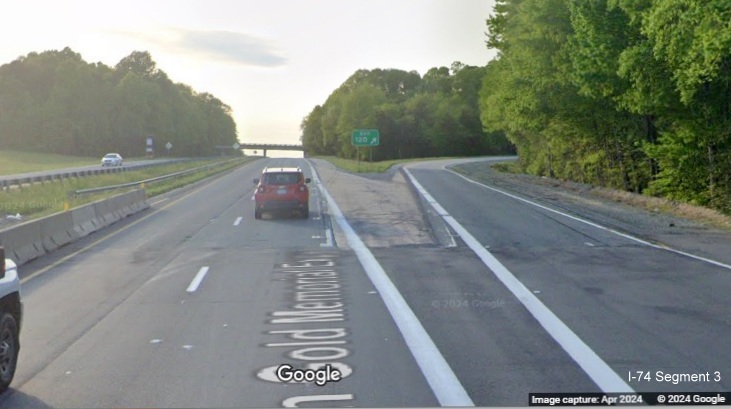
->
xmin=0 ymin=158 xmax=194 ymax=191
xmin=72 ymin=158 xmax=243 ymax=197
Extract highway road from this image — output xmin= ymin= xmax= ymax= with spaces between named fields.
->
xmin=1 ymin=157 xmax=730 ymax=407
xmin=0 ymin=158 xmax=186 ymax=184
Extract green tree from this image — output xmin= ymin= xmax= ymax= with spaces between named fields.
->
xmin=302 ymin=63 xmax=512 ymax=160
xmin=639 ymin=0 xmax=731 ymax=209
xmin=300 ymin=105 xmax=327 ymax=155
xmin=0 ymin=48 xmax=237 ymax=157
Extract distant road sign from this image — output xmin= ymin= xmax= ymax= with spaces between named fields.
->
xmin=233 ymin=142 xmax=240 ymax=149
xmin=352 ymin=129 xmax=380 ymax=146
xmin=146 ymin=137 xmax=154 ymax=157
xmin=165 ymin=142 xmax=173 ymax=150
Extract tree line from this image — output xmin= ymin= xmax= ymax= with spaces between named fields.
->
xmin=480 ymin=0 xmax=731 ymax=213
xmin=300 ymin=64 xmax=514 ymax=161
xmin=0 ymin=48 xmax=237 ymax=157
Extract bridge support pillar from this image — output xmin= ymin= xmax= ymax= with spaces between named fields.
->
xmin=263 ymin=149 xmax=267 ymax=157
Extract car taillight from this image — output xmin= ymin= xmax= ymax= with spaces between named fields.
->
xmin=258 ymin=185 xmax=266 ymax=193
xmin=299 ymin=185 xmax=307 ymax=192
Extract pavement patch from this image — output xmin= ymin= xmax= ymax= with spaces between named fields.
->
xmin=308 ymin=159 xmax=433 ymax=248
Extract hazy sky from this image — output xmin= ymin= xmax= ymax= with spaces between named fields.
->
xmin=3 ymin=1 xmax=498 ymax=147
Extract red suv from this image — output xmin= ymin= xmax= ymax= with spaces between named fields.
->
xmin=253 ymin=167 xmax=311 ymax=219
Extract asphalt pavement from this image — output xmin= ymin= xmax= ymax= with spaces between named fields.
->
xmin=1 ymin=156 xmax=729 ymax=407
xmin=2 ymin=158 xmax=437 ymax=408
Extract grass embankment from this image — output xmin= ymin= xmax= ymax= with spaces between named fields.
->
xmin=489 ymin=161 xmax=522 ymax=174
xmin=0 ymin=157 xmax=253 ymax=220
xmin=592 ymin=187 xmax=731 ymax=228
xmin=0 ymin=150 xmax=101 ymax=175
xmin=315 ymin=155 xmax=458 ymax=173
xmin=488 ymin=160 xmax=731 ymax=228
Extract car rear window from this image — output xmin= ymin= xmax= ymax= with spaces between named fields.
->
xmin=263 ymin=172 xmax=301 ymax=185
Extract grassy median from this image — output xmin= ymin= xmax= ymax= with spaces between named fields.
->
xmin=315 ymin=155 xmax=459 ymax=173
xmin=0 ymin=157 xmax=254 ymax=220
xmin=0 ymin=150 xmax=101 ymax=175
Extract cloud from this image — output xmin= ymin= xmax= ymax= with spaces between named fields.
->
xmin=171 ymin=29 xmax=287 ymax=67
xmin=112 ymin=28 xmax=287 ymax=68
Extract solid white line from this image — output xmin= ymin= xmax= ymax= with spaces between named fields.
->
xmin=307 ymin=160 xmax=473 ymax=406
xmin=411 ymin=175 xmax=458 ymax=248
xmin=314 ymin=177 xmax=333 ymax=248
xmin=233 ymin=216 xmax=243 ymax=226
xmin=403 ymin=167 xmax=634 ymax=393
xmin=186 ymin=266 xmax=210 ymax=293
xmin=444 ymin=229 xmax=458 ymax=248
xmin=444 ymin=167 xmax=731 ymax=272
xmin=314 ymin=185 xmax=324 ymax=215
xmin=149 ymin=197 xmax=170 ymax=206
xmin=321 ymin=228 xmax=334 ymax=247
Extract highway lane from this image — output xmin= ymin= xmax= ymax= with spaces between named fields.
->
xmin=397 ymin=159 xmax=731 ymax=402
xmin=4 ymin=154 xmax=730 ymax=407
xmin=0 ymin=158 xmax=438 ymax=408
xmin=0 ymin=158 xmax=185 ymax=183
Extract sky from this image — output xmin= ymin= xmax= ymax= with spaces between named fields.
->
xmin=2 ymin=1 xmax=498 ymax=154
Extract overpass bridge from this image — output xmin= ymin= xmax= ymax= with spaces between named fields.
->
xmin=237 ymin=143 xmax=304 ymax=157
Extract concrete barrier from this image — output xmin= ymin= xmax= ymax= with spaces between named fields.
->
xmin=94 ymin=197 xmax=121 ymax=226
xmin=110 ymin=194 xmax=129 ymax=219
xmin=71 ymin=204 xmax=99 ymax=238
xmin=0 ymin=189 xmax=148 ymax=266
xmin=0 ymin=219 xmax=45 ymax=265
xmin=39 ymin=212 xmax=74 ymax=252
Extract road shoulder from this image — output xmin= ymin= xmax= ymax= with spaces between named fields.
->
xmin=449 ymin=159 xmax=731 ymax=267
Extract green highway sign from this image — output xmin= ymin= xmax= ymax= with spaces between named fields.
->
xmin=352 ymin=129 xmax=380 ymax=146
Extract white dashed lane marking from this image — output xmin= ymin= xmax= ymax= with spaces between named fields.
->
xmin=186 ymin=266 xmax=210 ymax=293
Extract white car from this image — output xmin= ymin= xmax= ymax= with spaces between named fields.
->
xmin=0 ymin=247 xmax=21 ymax=393
xmin=101 ymin=153 xmax=123 ymax=167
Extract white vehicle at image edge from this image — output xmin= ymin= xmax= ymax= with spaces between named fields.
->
xmin=101 ymin=153 xmax=123 ymax=166
xmin=0 ymin=247 xmax=21 ymax=394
